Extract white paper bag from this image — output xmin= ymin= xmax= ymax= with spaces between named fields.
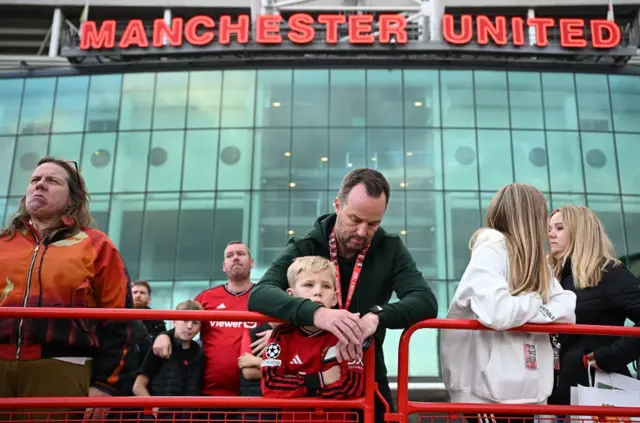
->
xmin=595 ymin=370 xmax=640 ymax=393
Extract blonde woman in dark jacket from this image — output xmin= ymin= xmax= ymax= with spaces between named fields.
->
xmin=547 ymin=205 xmax=640 ymax=406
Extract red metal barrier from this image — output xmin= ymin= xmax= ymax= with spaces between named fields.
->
xmin=395 ymin=319 xmax=640 ymax=423
xmin=0 ymin=308 xmax=376 ymax=423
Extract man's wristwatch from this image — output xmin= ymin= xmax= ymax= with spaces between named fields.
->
xmin=369 ymin=305 xmax=383 ymax=315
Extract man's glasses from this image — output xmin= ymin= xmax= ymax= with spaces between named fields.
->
xmin=67 ymin=160 xmax=79 ymax=173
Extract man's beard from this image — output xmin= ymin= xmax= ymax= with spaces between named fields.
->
xmin=228 ymin=265 xmax=250 ymax=281
xmin=133 ymin=301 xmax=148 ymax=309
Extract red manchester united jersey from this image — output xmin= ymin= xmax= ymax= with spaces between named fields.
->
xmin=195 ymin=284 xmax=255 ymax=396
xmin=261 ymin=324 xmax=365 ymax=399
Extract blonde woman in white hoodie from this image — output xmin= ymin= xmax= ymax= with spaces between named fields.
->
xmin=441 ymin=183 xmax=576 ymax=423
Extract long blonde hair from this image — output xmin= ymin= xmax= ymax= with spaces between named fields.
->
xmin=549 ymin=205 xmax=620 ymax=289
xmin=472 ymin=183 xmax=552 ymax=302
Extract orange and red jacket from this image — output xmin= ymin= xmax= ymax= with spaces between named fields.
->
xmin=0 ymin=221 xmax=134 ymax=394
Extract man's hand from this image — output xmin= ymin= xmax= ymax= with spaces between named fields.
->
xmin=152 ymin=334 xmax=172 ymax=359
xmin=313 ymin=308 xmax=367 ymax=362
xmin=321 ymin=365 xmax=341 ymax=385
xmin=250 ymin=329 xmax=273 ymax=356
xmin=83 ymin=387 xmax=110 ymax=421
xmin=336 ymin=312 xmax=379 ymax=363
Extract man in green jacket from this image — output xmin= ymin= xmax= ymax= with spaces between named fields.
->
xmin=248 ymin=168 xmax=438 ymax=422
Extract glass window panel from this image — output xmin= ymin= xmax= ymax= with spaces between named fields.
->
xmin=254 ymin=128 xmax=291 ymax=191
xmin=90 ymin=194 xmax=111 ymax=233
xmin=442 ymin=129 xmax=478 ymax=191
xmin=367 ymin=128 xmax=405 ymax=188
xmin=622 ymin=196 xmax=640 ymax=274
xmin=9 ymin=135 xmax=49 ymax=196
xmin=0 ymin=137 xmax=16 ymax=196
xmin=85 ymin=74 xmax=122 ymax=133
xmin=445 ymin=191 xmax=481 ymax=279
xmin=550 ymin=193 xmax=586 ymax=211
xmin=81 ymin=132 xmax=116 ymax=194
xmin=3 ymin=197 xmax=20 ymax=227
xmin=153 ymin=72 xmax=189 ymax=130
xmin=148 ymin=281 xmax=174 ymax=311
xmin=0 ymin=78 xmax=24 ymax=135
xmin=383 ymin=191 xmax=407 ymax=246
xmin=609 ymin=75 xmax=640 ymax=133
xmin=19 ymin=78 xmax=56 ymax=135
xmin=575 ymin=74 xmax=613 ymax=132
xmin=508 ymin=72 xmax=543 ymax=130
xmin=404 ymin=70 xmax=440 ymax=128
xmin=220 ymin=70 xmax=256 ymax=128
xmin=173 ymin=281 xmax=210 ymax=305
xmin=383 ymin=305 xmax=441 ymax=377
xmin=330 ymin=70 xmax=365 ymax=127
xmin=182 ymin=129 xmax=219 ymax=192
xmin=217 ymin=129 xmax=254 ymax=190
xmin=367 ymin=70 xmax=403 ymax=127
xmin=51 ymin=76 xmax=89 ymax=133
xmin=292 ymin=70 xmax=328 ymax=127
xmin=48 ymin=134 xmax=82 ymax=164
xmin=441 ymin=71 xmax=474 ymax=128
xmin=547 ymin=131 xmax=584 ymax=193
xmin=329 ymin=128 xmax=366 ymax=191
xmin=542 ymin=73 xmax=578 ymax=131
xmin=580 ymin=132 xmax=619 ymax=194
xmin=108 ymin=193 xmax=145 ymax=279
xmin=0 ymin=197 xmax=6 ymax=228
xmin=477 ymin=130 xmax=513 ymax=191
xmin=407 ymin=192 xmax=446 ymax=280
xmin=289 ymin=190 xmax=329 ymax=240
xmin=587 ymin=195 xmax=627 ymax=257
xmin=475 ymin=71 xmax=509 ymax=129
xmin=256 ymin=70 xmax=292 ymax=128
xmin=211 ymin=192 xmax=251 ymax=280
xmin=112 ymin=132 xmax=150 ymax=194
xmin=405 ymin=129 xmax=443 ymax=190
xmin=187 ymin=71 xmax=222 ymax=129
xmin=511 ymin=130 xmax=549 ymax=192
xmin=148 ymin=130 xmax=185 ymax=192
xmin=119 ymin=73 xmax=155 ymax=131
xmin=139 ymin=193 xmax=180 ymax=280
xmin=615 ymin=134 xmax=640 ymax=195
xmin=251 ymin=191 xmax=289 ymax=277
xmin=176 ymin=193 xmax=215 ymax=280
xmin=291 ymin=129 xmax=328 ymax=190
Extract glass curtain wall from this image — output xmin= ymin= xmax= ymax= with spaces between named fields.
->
xmin=1 ymin=69 xmax=640 ymax=380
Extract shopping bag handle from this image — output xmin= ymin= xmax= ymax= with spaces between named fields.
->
xmin=587 ymin=360 xmax=597 ymax=387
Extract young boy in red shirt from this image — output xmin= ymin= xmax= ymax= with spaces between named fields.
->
xmin=261 ymin=256 xmax=366 ymax=399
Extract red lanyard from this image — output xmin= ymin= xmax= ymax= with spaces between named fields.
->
xmin=328 ymin=228 xmax=370 ymax=310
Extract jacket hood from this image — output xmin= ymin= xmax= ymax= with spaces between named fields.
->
xmin=308 ymin=213 xmax=387 ymax=251
xmin=471 ymin=228 xmax=505 ymax=251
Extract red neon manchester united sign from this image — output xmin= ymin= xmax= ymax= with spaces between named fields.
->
xmin=78 ymin=13 xmax=622 ymax=51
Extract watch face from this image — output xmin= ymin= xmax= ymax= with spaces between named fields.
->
xmin=372 ymin=305 xmax=383 ymax=314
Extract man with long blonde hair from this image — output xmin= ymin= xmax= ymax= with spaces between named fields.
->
xmin=442 ymin=183 xmax=576 ymax=420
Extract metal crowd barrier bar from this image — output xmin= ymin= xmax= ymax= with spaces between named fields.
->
xmin=0 ymin=307 xmax=377 ymax=423
xmin=395 ymin=319 xmax=640 ymax=423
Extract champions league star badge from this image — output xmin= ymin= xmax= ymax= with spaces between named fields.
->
xmin=265 ymin=343 xmax=281 ymax=359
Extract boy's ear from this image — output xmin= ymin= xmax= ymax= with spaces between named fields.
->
xmin=331 ymin=291 xmax=338 ymax=307
xmin=286 ymin=288 xmax=294 ymax=296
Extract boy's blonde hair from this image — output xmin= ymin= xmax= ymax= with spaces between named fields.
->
xmin=286 ymin=256 xmax=336 ymax=288
xmin=175 ymin=299 xmax=203 ymax=311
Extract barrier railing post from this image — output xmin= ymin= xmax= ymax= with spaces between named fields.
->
xmin=363 ymin=341 xmax=377 ymax=423
xmin=397 ymin=324 xmax=420 ymax=423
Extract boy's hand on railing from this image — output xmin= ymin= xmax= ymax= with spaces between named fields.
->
xmin=321 ymin=365 xmax=341 ymax=385
xmin=152 ymin=334 xmax=172 ymax=359
xmin=83 ymin=387 xmax=110 ymax=421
